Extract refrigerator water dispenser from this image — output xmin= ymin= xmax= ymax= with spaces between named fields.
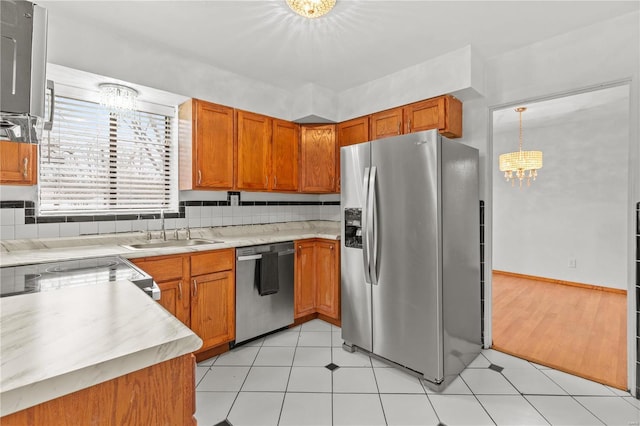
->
xmin=344 ymin=208 xmax=363 ymax=249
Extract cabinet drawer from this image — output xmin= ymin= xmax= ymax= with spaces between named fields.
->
xmin=191 ymin=249 xmax=234 ymax=276
xmin=132 ymin=256 xmax=185 ymax=282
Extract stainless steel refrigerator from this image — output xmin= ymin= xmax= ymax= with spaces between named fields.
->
xmin=340 ymin=129 xmax=481 ymax=390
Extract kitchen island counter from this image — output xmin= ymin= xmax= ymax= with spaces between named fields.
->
xmin=0 ymin=279 xmax=202 ymax=417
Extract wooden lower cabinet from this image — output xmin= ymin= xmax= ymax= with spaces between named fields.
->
xmin=294 ymin=239 xmax=340 ymax=321
xmin=314 ymin=240 xmax=340 ymax=319
xmin=191 ymin=270 xmax=235 ymax=349
xmin=294 ymin=240 xmax=317 ymax=318
xmin=132 ymin=248 xmax=235 ymax=353
xmin=1 ymin=354 xmax=196 ymax=426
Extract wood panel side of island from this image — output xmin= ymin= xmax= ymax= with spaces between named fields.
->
xmin=1 ymin=354 xmax=196 ymax=426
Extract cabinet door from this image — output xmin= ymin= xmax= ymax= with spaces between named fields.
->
xmin=0 ymin=141 xmax=37 ymax=185
xmin=132 ymin=256 xmax=190 ymax=327
xmin=236 ymin=110 xmax=272 ymax=190
xmin=315 ymin=240 xmax=340 ymax=320
xmin=336 ymin=116 xmax=369 ymax=192
xmin=370 ymin=107 xmax=403 ymax=140
xmin=300 ymin=125 xmax=336 ymax=193
xmin=271 ymin=119 xmax=299 ymax=191
xmin=194 ymin=100 xmax=235 ymax=189
xmin=404 ymin=96 xmax=463 ymax=138
xmin=191 ymin=270 xmax=235 ymax=350
xmin=294 ymin=240 xmax=316 ymax=318
xmin=157 ymin=279 xmax=191 ymax=327
xmin=404 ymin=98 xmax=443 ymax=134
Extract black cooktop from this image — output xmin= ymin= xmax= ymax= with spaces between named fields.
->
xmin=0 ymin=256 xmax=150 ymax=297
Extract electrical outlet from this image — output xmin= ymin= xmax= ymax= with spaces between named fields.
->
xmin=568 ymin=257 xmax=576 ymax=268
xmin=230 ymin=194 xmax=239 ymax=206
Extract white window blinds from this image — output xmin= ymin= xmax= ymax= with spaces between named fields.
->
xmin=39 ymin=95 xmax=173 ymax=216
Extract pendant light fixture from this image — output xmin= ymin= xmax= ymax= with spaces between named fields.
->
xmin=499 ymin=107 xmax=543 ymax=187
xmin=99 ymin=83 xmax=139 ymax=117
xmin=286 ymin=0 xmax=336 ymax=18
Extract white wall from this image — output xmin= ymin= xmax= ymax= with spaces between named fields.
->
xmin=46 ymin=13 xmax=296 ymax=121
xmin=493 ymin=87 xmax=629 ymax=289
xmin=482 ymin=10 xmax=639 ymax=391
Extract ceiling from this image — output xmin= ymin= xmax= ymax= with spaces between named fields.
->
xmin=38 ymin=1 xmax=639 ymax=93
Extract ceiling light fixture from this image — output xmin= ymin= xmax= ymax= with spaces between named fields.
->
xmin=499 ymin=107 xmax=543 ymax=187
xmin=286 ymin=0 xmax=336 ymax=18
xmin=99 ymin=83 xmax=139 ymax=116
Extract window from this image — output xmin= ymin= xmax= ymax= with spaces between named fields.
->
xmin=39 ymin=94 xmax=175 ymax=216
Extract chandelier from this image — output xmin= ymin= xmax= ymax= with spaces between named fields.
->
xmin=499 ymin=107 xmax=543 ymax=187
xmin=99 ymin=83 xmax=139 ymax=116
xmin=286 ymin=0 xmax=336 ymax=18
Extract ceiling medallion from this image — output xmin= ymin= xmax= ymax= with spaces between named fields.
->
xmin=286 ymin=0 xmax=336 ymax=18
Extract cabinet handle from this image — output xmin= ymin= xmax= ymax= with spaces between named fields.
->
xmin=23 ymin=157 xmax=29 ymax=178
xmin=178 ymin=281 xmax=183 ymax=300
xmin=192 ymin=279 xmax=197 ymax=298
xmin=197 ymin=170 xmax=202 ymax=185
xmin=397 ymin=122 xmax=401 ymax=134
xmin=265 ymin=175 xmax=269 ymax=187
xmin=408 ymin=119 xmax=412 ymax=133
xmin=274 ymin=176 xmax=277 ymax=188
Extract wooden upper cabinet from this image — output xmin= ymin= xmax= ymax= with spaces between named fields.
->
xmin=404 ymin=95 xmax=462 ymax=138
xmin=300 ymin=124 xmax=336 ymax=193
xmin=370 ymin=107 xmax=403 ymax=140
xmin=336 ymin=116 xmax=369 ymax=192
xmin=236 ymin=110 xmax=272 ymax=191
xmin=179 ymin=99 xmax=234 ymax=190
xmin=271 ymin=119 xmax=299 ymax=192
xmin=0 ymin=141 xmax=37 ymax=185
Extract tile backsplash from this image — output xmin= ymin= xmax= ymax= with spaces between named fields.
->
xmin=0 ymin=200 xmax=340 ymax=241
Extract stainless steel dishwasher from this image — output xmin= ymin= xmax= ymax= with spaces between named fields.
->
xmin=235 ymin=241 xmax=295 ymax=345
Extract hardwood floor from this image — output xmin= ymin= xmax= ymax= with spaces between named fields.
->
xmin=492 ymin=272 xmax=627 ymax=390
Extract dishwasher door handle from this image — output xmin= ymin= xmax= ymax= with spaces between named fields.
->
xmin=237 ymin=249 xmax=295 ymax=262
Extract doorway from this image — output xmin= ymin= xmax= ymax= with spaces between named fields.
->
xmin=490 ymin=84 xmax=630 ymax=390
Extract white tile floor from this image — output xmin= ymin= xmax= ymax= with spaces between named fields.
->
xmin=195 ymin=319 xmax=640 ymax=426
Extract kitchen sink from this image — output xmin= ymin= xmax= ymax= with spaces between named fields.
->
xmin=121 ymin=239 xmax=224 ymax=250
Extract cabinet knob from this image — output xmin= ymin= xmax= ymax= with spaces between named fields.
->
xmin=23 ymin=157 xmax=29 ymax=178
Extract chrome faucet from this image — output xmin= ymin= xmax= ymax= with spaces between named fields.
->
xmin=159 ymin=209 xmax=166 ymax=241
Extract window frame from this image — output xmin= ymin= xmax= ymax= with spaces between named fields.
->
xmin=37 ymin=82 xmax=179 ymax=217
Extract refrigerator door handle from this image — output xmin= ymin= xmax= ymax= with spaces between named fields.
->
xmin=369 ymin=166 xmax=379 ymax=285
xmin=362 ymin=167 xmax=372 ymax=284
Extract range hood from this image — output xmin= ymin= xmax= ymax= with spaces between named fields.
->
xmin=0 ymin=0 xmax=52 ymax=144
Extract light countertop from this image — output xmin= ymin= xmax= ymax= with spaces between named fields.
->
xmin=0 ymin=220 xmax=340 ymax=267
xmin=0 ymin=220 xmax=340 ymax=416
xmin=0 ymin=280 xmax=203 ymax=417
